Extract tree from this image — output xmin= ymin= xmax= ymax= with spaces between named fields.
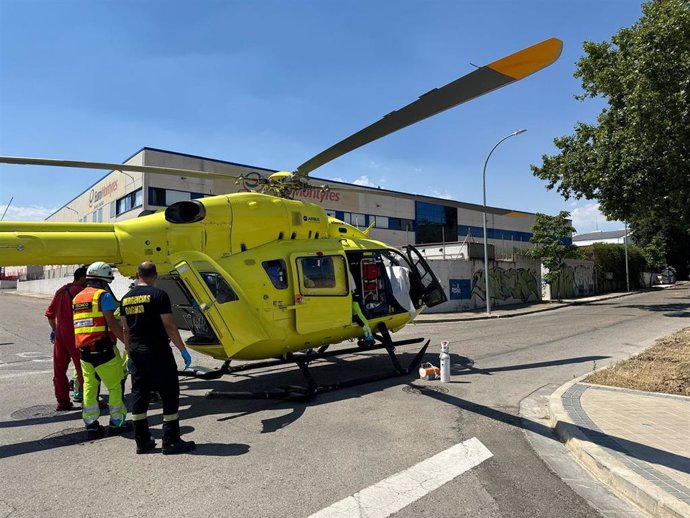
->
xmin=525 ymin=211 xmax=580 ymax=301
xmin=531 ymin=0 xmax=690 ymax=278
xmin=642 ymin=234 xmax=667 ymax=286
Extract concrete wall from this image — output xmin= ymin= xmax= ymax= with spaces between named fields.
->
xmin=541 ymin=259 xmax=596 ymax=300
xmin=425 ymin=256 xmax=543 ymax=313
xmin=0 ymin=280 xmax=17 ymax=289
xmin=16 ymin=271 xmax=134 ymax=300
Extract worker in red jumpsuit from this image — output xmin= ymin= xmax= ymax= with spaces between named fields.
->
xmin=46 ymin=266 xmax=87 ymax=411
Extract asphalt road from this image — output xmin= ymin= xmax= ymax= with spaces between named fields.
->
xmin=0 ymin=286 xmax=688 ymax=517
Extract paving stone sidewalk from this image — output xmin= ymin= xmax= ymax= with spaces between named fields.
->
xmin=550 ymin=380 xmax=690 ymax=518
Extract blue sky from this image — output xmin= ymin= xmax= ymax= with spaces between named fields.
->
xmin=0 ymin=0 xmax=644 ymax=233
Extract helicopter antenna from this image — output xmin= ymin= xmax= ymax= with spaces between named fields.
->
xmin=293 ymin=38 xmax=562 ymax=178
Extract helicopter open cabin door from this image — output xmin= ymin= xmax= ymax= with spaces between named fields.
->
xmin=291 ymin=252 xmax=351 ymax=335
xmin=173 ymin=259 xmax=232 ymax=343
xmin=404 ymin=245 xmax=448 ymax=308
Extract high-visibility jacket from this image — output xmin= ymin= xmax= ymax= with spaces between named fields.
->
xmin=73 ymin=287 xmax=116 ymax=349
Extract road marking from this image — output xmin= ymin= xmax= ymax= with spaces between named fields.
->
xmin=0 ymin=370 xmax=53 ymax=380
xmin=309 ymin=437 xmax=493 ymax=518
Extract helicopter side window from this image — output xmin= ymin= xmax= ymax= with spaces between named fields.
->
xmin=297 ymin=256 xmax=348 ymax=296
xmin=262 ymin=259 xmax=288 ymax=289
xmin=199 ymin=272 xmax=238 ymax=304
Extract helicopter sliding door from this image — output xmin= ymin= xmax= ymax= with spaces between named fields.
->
xmin=291 ymin=252 xmax=351 ymax=335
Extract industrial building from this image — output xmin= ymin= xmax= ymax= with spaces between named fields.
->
xmin=43 ymin=147 xmax=544 ymax=254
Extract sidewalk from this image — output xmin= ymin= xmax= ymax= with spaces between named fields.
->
xmin=414 ymin=289 xmax=644 ymax=323
xmin=549 ymin=378 xmax=690 ymax=518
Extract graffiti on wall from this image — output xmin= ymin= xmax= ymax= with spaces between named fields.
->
xmin=471 ymin=268 xmax=540 ymax=303
xmin=550 ymin=263 xmax=595 ymax=299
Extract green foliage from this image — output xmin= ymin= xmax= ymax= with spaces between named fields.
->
xmin=525 ymin=211 xmax=580 ymax=299
xmin=531 ymin=0 xmax=690 ymax=277
xmin=580 ymin=243 xmax=647 ymax=290
xmin=642 ymin=234 xmax=666 ymax=271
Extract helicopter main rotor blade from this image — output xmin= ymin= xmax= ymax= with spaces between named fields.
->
xmin=295 ymin=37 xmax=562 ymax=178
xmin=0 ymin=156 xmax=244 ymax=181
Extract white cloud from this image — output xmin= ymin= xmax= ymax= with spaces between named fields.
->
xmin=570 ymin=201 xmax=623 ymax=234
xmin=431 ymin=190 xmax=453 ymax=200
xmin=353 ymin=175 xmax=377 ymax=187
xmin=0 ymin=204 xmax=57 ymax=221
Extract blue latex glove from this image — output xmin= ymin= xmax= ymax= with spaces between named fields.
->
xmin=50 ymin=330 xmax=56 ymax=343
xmin=126 ymin=357 xmax=133 ymax=374
xmin=180 ymin=349 xmax=192 ymax=369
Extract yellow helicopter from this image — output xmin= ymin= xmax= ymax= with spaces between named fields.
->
xmin=0 ymin=38 xmax=562 ymax=397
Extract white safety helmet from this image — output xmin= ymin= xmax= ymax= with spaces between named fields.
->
xmin=86 ymin=261 xmax=115 ymax=283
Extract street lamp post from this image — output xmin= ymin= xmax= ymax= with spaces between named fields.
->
xmin=624 ymin=221 xmax=630 ymax=292
xmin=482 ymin=129 xmax=527 ymax=315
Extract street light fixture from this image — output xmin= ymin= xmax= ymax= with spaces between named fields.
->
xmin=63 ymin=206 xmax=79 ymax=219
xmin=482 ymin=128 xmax=527 ymax=315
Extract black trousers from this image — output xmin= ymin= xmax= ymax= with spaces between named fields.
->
xmin=129 ymin=346 xmax=179 ymax=417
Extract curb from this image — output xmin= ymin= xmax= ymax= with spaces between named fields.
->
xmin=414 ymin=290 xmax=642 ymax=324
xmin=548 ymin=376 xmax=690 ymax=518
xmin=414 ymin=302 xmax=567 ymax=323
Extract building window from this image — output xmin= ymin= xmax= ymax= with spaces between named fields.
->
xmin=148 ymin=187 xmax=194 ymax=207
xmin=149 ymin=187 xmax=166 ymax=206
xmin=115 ymin=188 xmax=143 ymax=216
xmin=350 ymin=213 xmax=366 ymax=228
xmin=415 ymin=201 xmax=457 ymax=244
xmin=167 ymin=190 xmax=191 ymax=204
xmin=388 ymin=217 xmax=414 ymax=231
xmin=109 ymin=201 xmax=116 ymax=219
xmin=373 ymin=215 xmax=389 ymax=229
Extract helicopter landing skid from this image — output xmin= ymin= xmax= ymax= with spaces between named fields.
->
xmin=179 ymin=334 xmax=430 ymax=401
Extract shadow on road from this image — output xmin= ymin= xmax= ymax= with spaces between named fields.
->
xmin=1 ymin=347 xmax=684 ymax=477
xmin=617 ymin=302 xmax=690 ymax=318
xmin=590 ymin=299 xmax=690 ymax=318
xmin=450 ymin=355 xmax=610 ymax=376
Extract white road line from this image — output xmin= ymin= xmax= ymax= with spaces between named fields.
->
xmin=309 ymin=437 xmax=493 ymax=518
xmin=0 ymin=370 xmax=53 ymax=380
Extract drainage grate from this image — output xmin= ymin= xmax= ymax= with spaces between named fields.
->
xmin=11 ymin=404 xmax=78 ymax=420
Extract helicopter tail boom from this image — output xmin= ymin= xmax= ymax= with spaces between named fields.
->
xmin=0 ymin=221 xmax=121 ymax=266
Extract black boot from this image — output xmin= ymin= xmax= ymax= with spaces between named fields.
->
xmin=134 ymin=419 xmax=156 ymax=454
xmin=85 ymin=421 xmax=105 ymax=440
xmin=162 ymin=419 xmax=195 ymax=455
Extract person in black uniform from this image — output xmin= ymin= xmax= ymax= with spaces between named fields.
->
xmin=121 ymin=261 xmax=195 ymax=455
